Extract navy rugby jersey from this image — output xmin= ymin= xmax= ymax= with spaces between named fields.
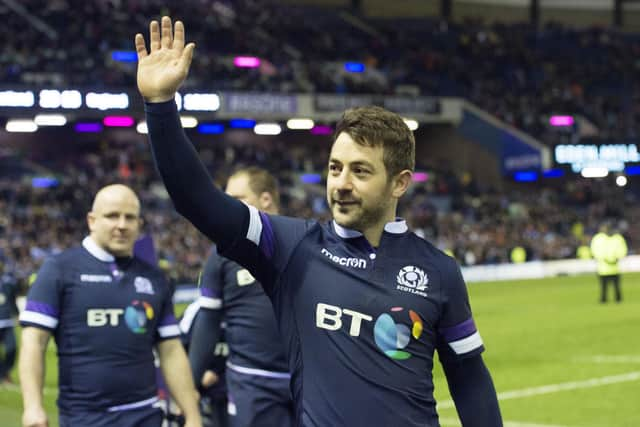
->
xmin=19 ymin=237 xmax=180 ymax=412
xmin=221 ymin=209 xmax=484 ymax=427
xmin=146 ymin=100 xmax=488 ymax=427
xmin=0 ymin=273 xmax=18 ymax=328
xmin=197 ymin=246 xmax=289 ymax=375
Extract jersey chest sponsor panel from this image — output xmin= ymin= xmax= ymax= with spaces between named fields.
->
xmin=58 ymin=262 xmax=166 ymax=351
xmin=285 ymin=237 xmax=443 ymax=395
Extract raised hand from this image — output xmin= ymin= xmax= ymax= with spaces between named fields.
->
xmin=135 ymin=16 xmax=195 ymax=103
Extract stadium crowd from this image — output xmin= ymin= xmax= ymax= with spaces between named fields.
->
xmin=1 ymin=135 xmax=636 ymax=290
xmin=2 ymin=0 xmax=640 ymax=142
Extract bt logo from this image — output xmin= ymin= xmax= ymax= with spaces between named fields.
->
xmin=316 ymin=303 xmax=423 ymax=360
xmin=373 ymin=307 xmax=423 ymax=360
xmin=124 ymin=300 xmax=154 ymax=333
xmin=86 ymin=300 xmax=154 ymax=334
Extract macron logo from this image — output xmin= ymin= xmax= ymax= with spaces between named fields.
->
xmin=321 ymin=248 xmax=367 ymax=269
xmin=80 ymin=274 xmax=113 ymax=283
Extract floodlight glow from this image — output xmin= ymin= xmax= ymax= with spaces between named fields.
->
xmin=254 ymin=123 xmax=281 ymax=135
xmin=300 ymin=174 xmax=322 ymax=184
xmin=286 ymin=118 xmax=315 ymax=130
xmin=111 ymin=51 xmax=138 ymax=62
xmin=230 ymin=119 xmax=256 ymax=129
xmin=136 ymin=121 xmax=148 ymax=134
xmin=403 ymin=118 xmax=419 ymax=131
xmin=311 ymin=125 xmax=333 ymax=135
xmin=412 ymin=172 xmax=429 ymax=182
xmin=180 ymin=116 xmax=198 ymax=128
xmin=183 ymin=93 xmax=220 ymax=111
xmin=32 ymin=177 xmax=59 ymax=188
xmin=198 ymin=124 xmax=224 ymax=134
xmin=514 ymin=171 xmax=538 ymax=182
xmin=549 ymin=115 xmax=574 ymax=127
xmin=5 ymin=119 xmax=37 ymax=132
xmin=34 ymin=114 xmax=67 ymax=126
xmin=543 ymin=169 xmax=564 ymax=178
xmin=103 ymin=116 xmax=135 ymax=127
xmin=616 ymin=176 xmax=628 ymax=187
xmin=344 ymin=62 xmax=365 ymax=73
xmin=0 ymin=91 xmax=35 ymax=107
xmin=234 ymin=56 xmax=261 ymax=68
xmin=61 ymin=90 xmax=82 ymax=109
xmin=625 ymin=165 xmax=640 ymax=176
xmin=581 ymin=167 xmax=609 ymax=178
xmin=86 ymin=92 xmax=129 ymax=110
xmin=75 ymin=122 xmax=103 ymax=133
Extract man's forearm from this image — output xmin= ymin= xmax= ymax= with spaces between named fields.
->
xmin=443 ymin=354 xmax=502 ymax=426
xmin=159 ymin=339 xmax=201 ymax=422
xmin=19 ymin=329 xmax=47 ymax=410
xmin=188 ymin=309 xmax=223 ymax=387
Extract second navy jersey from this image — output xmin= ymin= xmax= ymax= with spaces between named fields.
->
xmin=199 ymin=245 xmax=289 ymax=373
xmin=19 ymin=237 xmax=180 ymax=412
xmin=0 ymin=273 xmax=18 ymax=328
xmin=221 ymin=208 xmax=485 ymax=427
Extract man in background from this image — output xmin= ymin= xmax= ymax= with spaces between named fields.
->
xmin=189 ymin=167 xmax=293 ymax=427
xmin=19 ymin=184 xmax=201 ymax=427
xmin=0 ymin=263 xmax=18 ymax=384
xmin=591 ymin=222 xmax=628 ymax=304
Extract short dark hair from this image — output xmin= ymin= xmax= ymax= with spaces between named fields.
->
xmin=333 ymin=106 xmax=415 ymax=177
xmin=231 ymin=166 xmax=280 ymax=208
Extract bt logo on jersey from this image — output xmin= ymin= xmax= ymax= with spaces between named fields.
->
xmin=373 ymin=307 xmax=423 ymax=360
xmin=124 ymin=300 xmax=154 ymax=333
xmin=315 ymin=303 xmax=424 ymax=360
xmin=315 ymin=303 xmax=372 ymax=336
xmin=86 ymin=300 xmax=154 ymax=334
xmin=87 ymin=308 xmax=124 ymax=326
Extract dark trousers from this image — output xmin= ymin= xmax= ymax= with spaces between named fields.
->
xmin=226 ymin=369 xmax=294 ymax=427
xmin=0 ymin=327 xmax=16 ymax=379
xmin=599 ymin=274 xmax=622 ymax=303
xmin=59 ymin=405 xmax=163 ymax=427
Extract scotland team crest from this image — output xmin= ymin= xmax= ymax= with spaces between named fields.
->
xmin=396 ymin=266 xmax=428 ymax=297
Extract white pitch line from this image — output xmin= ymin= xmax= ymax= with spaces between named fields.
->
xmin=576 ymin=355 xmax=640 ymax=364
xmin=438 ymin=371 xmax=640 ymax=409
xmin=1 ymin=383 xmax=57 ymax=395
xmin=440 ymin=418 xmax=569 ymax=427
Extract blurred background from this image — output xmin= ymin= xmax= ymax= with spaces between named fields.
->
xmin=1 ymin=1 xmax=640 ymax=426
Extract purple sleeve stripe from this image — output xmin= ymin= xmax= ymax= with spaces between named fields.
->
xmin=26 ymin=301 xmax=58 ymax=317
xmin=200 ymin=287 xmax=220 ymax=298
xmin=258 ymin=211 xmax=275 ymax=259
xmin=159 ymin=314 xmax=178 ymax=326
xmin=439 ymin=318 xmax=477 ymax=342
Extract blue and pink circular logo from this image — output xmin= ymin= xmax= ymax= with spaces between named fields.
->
xmin=374 ymin=307 xmax=423 ymax=360
xmin=124 ymin=300 xmax=154 ymax=334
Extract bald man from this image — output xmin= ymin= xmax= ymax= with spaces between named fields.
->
xmin=19 ymin=185 xmax=202 ymax=427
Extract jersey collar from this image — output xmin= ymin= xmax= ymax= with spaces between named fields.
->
xmin=82 ymin=236 xmax=115 ymax=262
xmin=332 ymin=219 xmax=408 ymax=239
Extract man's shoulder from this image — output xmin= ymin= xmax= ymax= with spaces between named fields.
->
xmin=46 ymin=246 xmax=88 ymax=267
xmin=402 ymin=233 xmax=460 ymax=274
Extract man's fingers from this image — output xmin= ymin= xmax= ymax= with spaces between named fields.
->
xmin=134 ymin=34 xmax=148 ymax=59
xmin=161 ymin=16 xmax=173 ymax=49
xmin=180 ymin=43 xmax=196 ymax=71
xmin=150 ymin=20 xmax=160 ymax=52
xmin=173 ymin=21 xmax=185 ymax=51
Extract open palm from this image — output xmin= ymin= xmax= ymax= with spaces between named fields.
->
xmin=135 ymin=16 xmax=195 ymax=103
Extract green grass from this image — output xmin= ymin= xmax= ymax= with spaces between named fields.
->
xmin=2 ymin=278 xmax=639 ymax=426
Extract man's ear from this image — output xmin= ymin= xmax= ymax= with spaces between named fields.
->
xmin=259 ymin=192 xmax=274 ymax=211
xmin=391 ymin=170 xmax=412 ymax=198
